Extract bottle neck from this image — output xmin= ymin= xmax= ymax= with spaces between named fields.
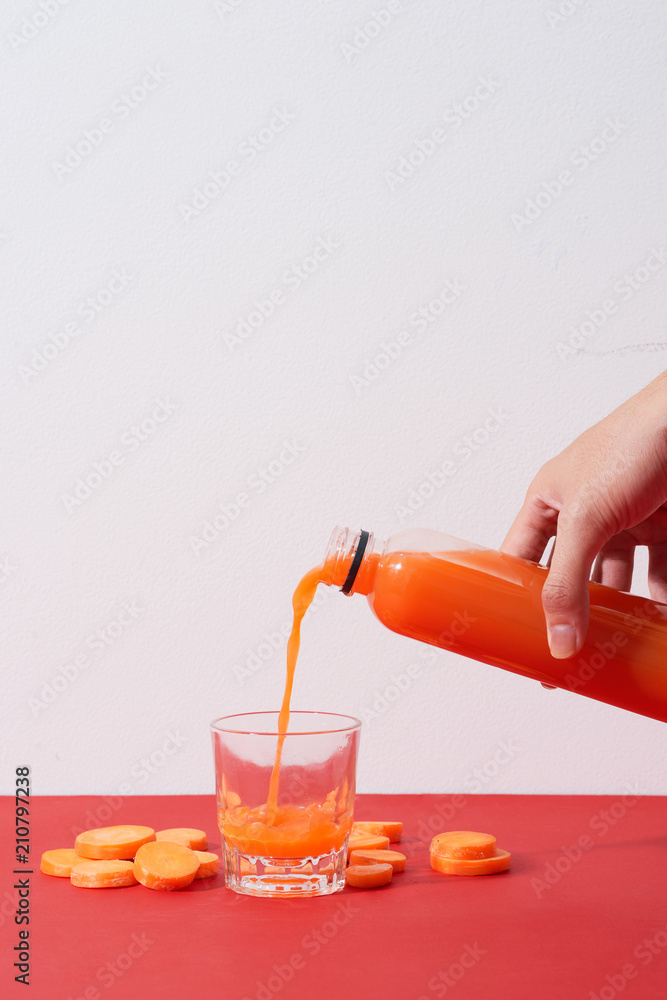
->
xmin=322 ymin=526 xmax=381 ymax=596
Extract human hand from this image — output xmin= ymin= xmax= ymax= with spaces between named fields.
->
xmin=501 ymin=371 xmax=667 ymax=658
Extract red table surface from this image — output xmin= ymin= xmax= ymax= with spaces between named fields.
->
xmin=2 ymin=793 xmax=667 ymax=1000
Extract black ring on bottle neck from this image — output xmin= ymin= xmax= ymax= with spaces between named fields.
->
xmin=341 ymin=529 xmax=370 ymax=595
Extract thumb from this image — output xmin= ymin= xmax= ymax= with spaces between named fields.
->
xmin=542 ymin=513 xmax=607 ymax=658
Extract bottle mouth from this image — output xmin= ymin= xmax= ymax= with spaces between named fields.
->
xmin=340 ymin=529 xmax=371 ymax=594
xmin=323 ymin=526 xmax=374 ymax=593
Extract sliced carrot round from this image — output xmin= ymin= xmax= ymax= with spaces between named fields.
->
xmin=346 ymin=863 xmax=393 ymax=888
xmin=347 ymin=832 xmax=390 ymax=855
xmin=156 ymin=828 xmax=207 ymax=851
xmin=71 ymin=860 xmax=138 ymax=888
xmin=40 ymin=849 xmax=88 ymax=878
xmin=430 ymin=831 xmax=497 ymax=860
xmin=353 ymin=821 xmax=402 ymax=842
xmin=193 ymin=851 xmax=219 ymax=879
xmin=134 ymin=841 xmax=199 ymax=890
xmin=430 ymin=848 xmax=511 ymax=876
xmin=348 ymin=848 xmax=406 ymax=872
xmin=74 ymin=825 xmax=155 ymax=860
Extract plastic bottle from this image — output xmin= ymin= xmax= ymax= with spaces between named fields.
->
xmin=320 ymin=526 xmax=667 ymax=724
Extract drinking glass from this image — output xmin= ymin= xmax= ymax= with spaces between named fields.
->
xmin=211 ymin=711 xmax=361 ymax=897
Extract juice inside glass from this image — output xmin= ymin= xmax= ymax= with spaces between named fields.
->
xmin=211 ymin=711 xmax=360 ymax=897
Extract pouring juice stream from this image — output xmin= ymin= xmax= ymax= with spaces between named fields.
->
xmin=266 ymin=565 xmax=322 ymax=821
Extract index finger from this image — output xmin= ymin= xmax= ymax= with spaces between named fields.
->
xmin=500 ymin=496 xmax=559 ymax=563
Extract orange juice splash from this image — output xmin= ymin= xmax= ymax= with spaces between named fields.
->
xmin=221 ymin=560 xmax=354 ymax=860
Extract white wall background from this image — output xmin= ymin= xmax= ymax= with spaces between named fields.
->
xmin=3 ymin=0 xmax=667 ymax=798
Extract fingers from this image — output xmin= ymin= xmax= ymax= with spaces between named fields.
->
xmin=501 ymin=497 xmax=558 ymax=563
xmin=647 ymin=542 xmax=667 ymax=604
xmin=590 ymin=545 xmax=635 ymax=592
xmin=542 ymin=512 xmax=609 ymax=658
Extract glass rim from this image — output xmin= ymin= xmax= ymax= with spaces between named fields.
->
xmin=209 ymin=710 xmax=362 ymax=737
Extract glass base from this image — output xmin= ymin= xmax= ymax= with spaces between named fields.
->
xmin=223 ymin=845 xmax=347 ymax=897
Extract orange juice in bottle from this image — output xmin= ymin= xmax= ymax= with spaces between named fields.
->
xmin=319 ymin=526 xmax=667 ymax=723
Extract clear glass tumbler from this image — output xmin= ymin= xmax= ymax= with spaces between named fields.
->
xmin=211 ymin=711 xmax=361 ymax=897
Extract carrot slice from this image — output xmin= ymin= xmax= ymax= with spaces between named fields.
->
xmin=430 ymin=831 xmax=497 ymax=860
xmin=41 ymin=849 xmax=88 ymax=878
xmin=193 ymin=851 xmax=219 ymax=879
xmin=346 ymin=863 xmax=393 ymax=888
xmin=134 ymin=841 xmax=199 ymax=890
xmin=347 ymin=833 xmax=390 ymax=855
xmin=74 ymin=825 xmax=155 ymax=860
xmin=352 ymin=822 xmax=382 ymax=835
xmin=353 ymin=821 xmax=403 ymax=842
xmin=348 ymin=848 xmax=406 ymax=872
xmin=155 ymin=828 xmax=207 ymax=851
xmin=430 ymin=848 xmax=511 ymax=876
xmin=71 ymin=860 xmax=138 ymax=888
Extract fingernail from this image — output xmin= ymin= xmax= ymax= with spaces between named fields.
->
xmin=548 ymin=624 xmax=576 ymax=659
